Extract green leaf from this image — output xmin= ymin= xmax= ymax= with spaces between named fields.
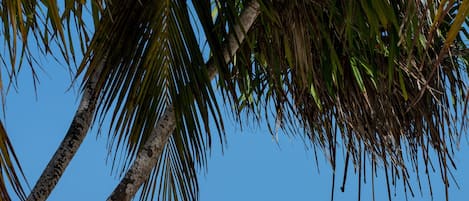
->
xmin=0 ymin=121 xmax=27 ymax=201
xmin=350 ymin=57 xmax=366 ymax=92
xmin=310 ymin=84 xmax=322 ymax=110
xmin=398 ymin=69 xmax=409 ymax=101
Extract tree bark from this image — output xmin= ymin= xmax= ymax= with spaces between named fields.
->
xmin=106 ymin=1 xmax=261 ymax=201
xmin=26 ymin=58 xmax=106 ymax=201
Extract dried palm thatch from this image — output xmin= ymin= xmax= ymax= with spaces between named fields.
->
xmin=225 ymin=0 xmax=469 ymax=200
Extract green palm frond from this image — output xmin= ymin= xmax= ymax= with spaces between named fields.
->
xmin=223 ymin=0 xmax=468 ymax=200
xmin=0 ymin=121 xmax=27 ymax=201
xmin=77 ymin=0 xmax=233 ymax=200
xmin=139 ymin=134 xmax=199 ymax=201
xmin=0 ymin=1 xmax=107 ymax=200
xmin=0 ymin=0 xmax=105 ymax=87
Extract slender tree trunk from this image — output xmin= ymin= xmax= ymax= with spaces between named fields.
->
xmin=106 ymin=1 xmax=261 ymax=201
xmin=26 ymin=57 xmax=106 ymax=201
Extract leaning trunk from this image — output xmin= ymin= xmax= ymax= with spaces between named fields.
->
xmin=106 ymin=1 xmax=261 ymax=201
xmin=26 ymin=58 xmax=106 ymax=201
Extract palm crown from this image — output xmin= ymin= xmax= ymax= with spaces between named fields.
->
xmin=0 ymin=0 xmax=468 ymax=201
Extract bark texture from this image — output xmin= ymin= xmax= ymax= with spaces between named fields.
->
xmin=106 ymin=1 xmax=261 ymax=201
xmin=26 ymin=61 xmax=105 ymax=201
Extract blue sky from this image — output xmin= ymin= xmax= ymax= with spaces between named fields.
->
xmin=3 ymin=58 xmax=469 ymax=201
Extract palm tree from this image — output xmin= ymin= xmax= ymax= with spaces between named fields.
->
xmin=1 ymin=0 xmax=468 ymax=201
xmin=0 ymin=1 xmax=100 ymax=200
xmin=99 ymin=1 xmax=469 ymax=201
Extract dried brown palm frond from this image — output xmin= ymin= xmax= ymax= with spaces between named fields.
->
xmin=225 ymin=0 xmax=469 ymax=200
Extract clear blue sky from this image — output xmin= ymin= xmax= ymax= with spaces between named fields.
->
xmin=3 ymin=58 xmax=469 ymax=201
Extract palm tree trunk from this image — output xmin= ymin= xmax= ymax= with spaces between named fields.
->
xmin=26 ymin=57 xmax=106 ymax=201
xmin=106 ymin=1 xmax=261 ymax=201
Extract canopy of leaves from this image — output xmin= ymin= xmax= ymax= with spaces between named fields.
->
xmin=228 ymin=0 xmax=469 ymax=200
xmin=66 ymin=0 xmax=469 ymax=200
xmin=79 ymin=0 xmax=224 ymax=200
xmin=1 ymin=0 xmax=469 ymax=201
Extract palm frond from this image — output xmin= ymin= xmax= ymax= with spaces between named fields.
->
xmin=0 ymin=0 xmax=106 ymax=88
xmin=78 ymin=0 xmax=230 ymax=200
xmin=0 ymin=1 xmax=108 ymax=200
xmin=139 ymin=134 xmax=199 ymax=201
xmin=70 ymin=0 xmax=469 ymax=200
xmin=0 ymin=121 xmax=27 ymax=201
xmin=223 ymin=0 xmax=469 ymax=200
